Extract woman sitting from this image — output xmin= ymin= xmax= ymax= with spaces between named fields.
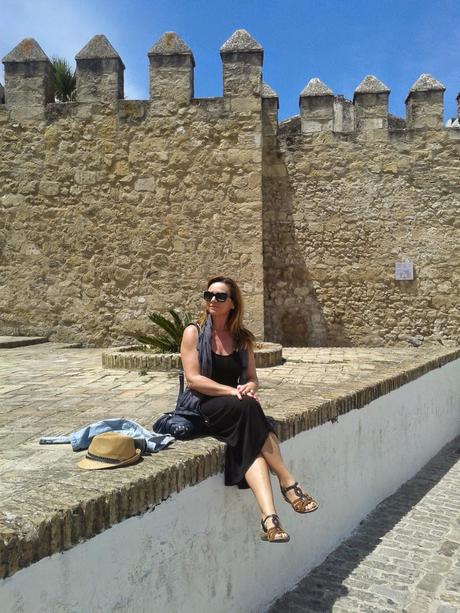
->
xmin=180 ymin=276 xmax=318 ymax=543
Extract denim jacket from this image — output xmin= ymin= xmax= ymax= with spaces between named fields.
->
xmin=39 ymin=418 xmax=174 ymax=453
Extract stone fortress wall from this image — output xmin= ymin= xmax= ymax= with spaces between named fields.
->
xmin=0 ymin=30 xmax=459 ymax=347
xmin=263 ymin=77 xmax=460 ymax=347
xmin=0 ymin=32 xmax=265 ymax=345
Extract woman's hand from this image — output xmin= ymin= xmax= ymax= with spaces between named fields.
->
xmin=236 ymin=382 xmax=259 ymax=401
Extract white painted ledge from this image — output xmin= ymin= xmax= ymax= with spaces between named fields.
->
xmin=1 ymin=358 xmax=459 ymax=613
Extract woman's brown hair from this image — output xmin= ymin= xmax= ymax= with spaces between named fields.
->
xmin=198 ymin=276 xmax=255 ymax=349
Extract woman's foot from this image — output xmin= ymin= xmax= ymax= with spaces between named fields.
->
xmin=280 ymin=481 xmax=319 ymax=513
xmin=260 ymin=514 xmax=290 ymax=542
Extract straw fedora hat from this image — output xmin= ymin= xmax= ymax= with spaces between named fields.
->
xmin=78 ymin=432 xmax=141 ymax=470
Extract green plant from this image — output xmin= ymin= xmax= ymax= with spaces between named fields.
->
xmin=133 ymin=309 xmax=194 ymax=353
xmin=52 ymin=56 xmax=76 ymax=102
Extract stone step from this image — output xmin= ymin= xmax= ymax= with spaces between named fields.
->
xmin=0 ymin=336 xmax=48 ymax=348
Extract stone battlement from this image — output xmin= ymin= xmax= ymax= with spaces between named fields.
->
xmin=1 ymin=31 xmax=459 ymax=134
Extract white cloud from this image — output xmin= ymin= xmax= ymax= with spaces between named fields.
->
xmin=0 ymin=0 xmax=150 ymax=99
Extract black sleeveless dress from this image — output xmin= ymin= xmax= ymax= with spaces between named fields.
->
xmin=200 ymin=350 xmax=275 ymax=489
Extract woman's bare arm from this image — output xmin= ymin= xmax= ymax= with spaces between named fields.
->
xmin=180 ymin=325 xmax=241 ymax=397
xmin=245 ymin=346 xmax=259 ymax=387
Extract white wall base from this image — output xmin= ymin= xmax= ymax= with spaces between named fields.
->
xmin=1 ymin=359 xmax=459 ymax=613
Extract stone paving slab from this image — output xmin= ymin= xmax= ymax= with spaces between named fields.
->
xmin=0 ymin=343 xmax=459 ymax=579
xmin=268 ymin=436 xmax=460 ymax=613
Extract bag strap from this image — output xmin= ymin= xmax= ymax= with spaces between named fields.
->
xmin=178 ymin=370 xmax=185 ymax=396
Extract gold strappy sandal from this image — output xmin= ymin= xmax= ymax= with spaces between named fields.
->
xmin=260 ymin=514 xmax=290 ymax=543
xmin=281 ymin=482 xmax=319 ymax=514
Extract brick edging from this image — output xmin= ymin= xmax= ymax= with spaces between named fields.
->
xmin=101 ymin=342 xmax=283 ymax=370
xmin=276 ymin=348 xmax=460 ymax=441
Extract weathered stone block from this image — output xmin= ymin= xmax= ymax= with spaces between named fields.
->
xmin=2 ymin=38 xmax=54 ymax=120
xmin=353 ymin=75 xmax=390 ymax=132
xmin=39 ymin=181 xmax=60 ymax=196
xmin=406 ymin=74 xmax=445 ymax=129
xmin=220 ymin=29 xmax=263 ymax=98
xmin=134 ymin=177 xmax=157 ymax=192
xmin=75 ymin=35 xmax=124 ymax=102
xmin=148 ymin=32 xmax=194 ymax=104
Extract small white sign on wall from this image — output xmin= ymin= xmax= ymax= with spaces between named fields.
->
xmin=395 ymin=261 xmax=414 ymax=281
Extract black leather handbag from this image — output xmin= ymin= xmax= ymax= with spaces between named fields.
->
xmin=152 ymin=370 xmax=208 ymax=439
xmin=152 ymin=410 xmax=206 ymax=439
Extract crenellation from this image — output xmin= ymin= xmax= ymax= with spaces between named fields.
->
xmin=300 ymin=78 xmax=334 ymax=134
xmin=405 ymin=73 xmax=445 ymax=129
xmin=220 ymin=29 xmax=263 ymax=102
xmin=261 ymin=81 xmax=278 ymax=100
xmin=2 ymin=38 xmax=54 ymax=120
xmin=261 ymin=82 xmax=278 ymax=136
xmin=45 ymin=101 xmax=79 ymax=121
xmin=278 ymin=114 xmax=301 ymax=135
xmin=75 ymin=35 xmax=125 ymax=103
xmin=353 ymin=75 xmax=390 ymax=132
xmin=148 ymin=32 xmax=195 ymax=105
xmin=0 ymin=35 xmax=456 ymax=134
xmin=117 ymin=99 xmax=149 ymax=123
xmin=388 ymin=113 xmax=406 ymax=130
xmin=333 ymin=95 xmax=354 ymax=133
xmin=446 ymin=92 xmax=460 ymax=127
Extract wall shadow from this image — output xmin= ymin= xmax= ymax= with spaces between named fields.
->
xmin=262 ymin=131 xmax=351 ymax=347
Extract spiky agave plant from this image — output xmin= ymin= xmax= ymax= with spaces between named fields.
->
xmin=133 ymin=309 xmax=194 ymax=353
xmin=52 ymin=56 xmax=76 ymax=102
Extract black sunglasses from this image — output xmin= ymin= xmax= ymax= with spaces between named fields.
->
xmin=203 ymin=291 xmax=229 ymax=303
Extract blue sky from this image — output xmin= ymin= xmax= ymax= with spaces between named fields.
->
xmin=1 ymin=0 xmax=459 ymax=120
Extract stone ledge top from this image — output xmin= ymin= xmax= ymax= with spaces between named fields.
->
xmin=0 ymin=336 xmax=48 ymax=348
xmin=300 ymin=78 xmax=334 ymax=97
xmin=354 ymin=75 xmax=390 ymax=95
xmin=262 ymin=82 xmax=278 ymax=99
xmin=220 ymin=29 xmax=263 ymax=54
xmin=75 ymin=34 xmax=124 ymax=64
xmin=2 ymin=38 xmax=50 ymax=63
xmin=148 ymin=32 xmax=194 ymax=57
xmin=409 ymin=73 xmax=445 ymax=93
xmin=0 ymin=344 xmax=459 ymax=579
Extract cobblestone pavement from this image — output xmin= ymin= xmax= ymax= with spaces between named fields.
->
xmin=269 ymin=436 xmax=460 ymax=613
